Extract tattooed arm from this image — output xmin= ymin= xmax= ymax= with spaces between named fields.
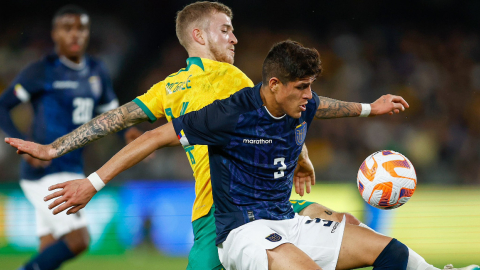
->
xmin=315 ymin=96 xmax=361 ymax=119
xmin=5 ymin=101 xmax=149 ymax=160
xmin=315 ymin=94 xmax=409 ymax=119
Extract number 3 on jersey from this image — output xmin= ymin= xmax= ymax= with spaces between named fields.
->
xmin=274 ymin=157 xmax=286 ymax=179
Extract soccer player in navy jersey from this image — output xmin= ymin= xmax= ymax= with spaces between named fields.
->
xmin=0 ymin=5 xmax=123 ymax=270
xmin=42 ymin=40 xmax=479 ymax=270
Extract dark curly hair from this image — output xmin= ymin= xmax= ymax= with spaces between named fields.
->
xmin=262 ymin=40 xmax=322 ymax=85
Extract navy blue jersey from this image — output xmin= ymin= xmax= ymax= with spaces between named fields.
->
xmin=0 ymin=53 xmax=118 ymax=180
xmin=172 ymin=83 xmax=319 ymax=244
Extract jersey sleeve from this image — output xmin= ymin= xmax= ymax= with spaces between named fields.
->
xmin=171 ymin=99 xmax=238 ymax=146
xmin=95 ymin=61 xmax=119 ymax=114
xmin=311 ymin=90 xmax=320 ymax=112
xmin=0 ymin=62 xmax=45 ymax=139
xmin=133 ymin=81 xmax=166 ymax=123
xmin=306 ymin=90 xmax=320 ymax=128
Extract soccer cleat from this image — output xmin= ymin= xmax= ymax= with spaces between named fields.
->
xmin=443 ymin=264 xmax=480 ymax=270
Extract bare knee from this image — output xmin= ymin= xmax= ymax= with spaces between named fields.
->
xmin=299 ymin=203 xmax=337 ymax=220
xmin=336 ymin=224 xmax=392 ymax=270
xmin=342 ymin=212 xmax=361 ymax=226
xmin=39 ymin=234 xmax=56 ymax=251
xmin=62 ymin=227 xmax=90 ymax=254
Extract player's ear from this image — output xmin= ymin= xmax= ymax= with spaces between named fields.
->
xmin=192 ymin=28 xmax=206 ymax=45
xmin=268 ymin=77 xmax=281 ymax=93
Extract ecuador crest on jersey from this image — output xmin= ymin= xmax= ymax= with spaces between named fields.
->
xmin=295 ymin=121 xmax=307 ymax=145
xmin=265 ymin=233 xmax=282 ymax=242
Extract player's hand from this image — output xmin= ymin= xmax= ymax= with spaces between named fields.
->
xmin=294 ymin=155 xmax=316 ymax=196
xmin=22 ymin=154 xmax=51 ymax=168
xmin=5 ymin=138 xmax=56 ymax=161
xmin=370 ymin=94 xmax=409 ymax=116
xmin=44 ymin=178 xmax=97 ymax=215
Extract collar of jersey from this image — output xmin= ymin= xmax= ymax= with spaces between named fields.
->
xmin=253 ymin=83 xmax=287 ymax=120
xmin=59 ymin=56 xmax=86 ymax=71
xmin=186 ymin=57 xmax=205 ymax=71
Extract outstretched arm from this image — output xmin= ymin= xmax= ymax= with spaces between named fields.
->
xmin=5 ymin=101 xmax=149 ymax=160
xmin=44 ymin=122 xmax=179 ymax=215
xmin=315 ymin=94 xmax=409 ymax=119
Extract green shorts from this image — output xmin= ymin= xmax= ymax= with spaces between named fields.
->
xmin=188 ymin=205 xmax=224 ymax=270
xmin=290 ymin=199 xmax=317 ymax=214
xmin=188 ymin=201 xmax=317 ymax=270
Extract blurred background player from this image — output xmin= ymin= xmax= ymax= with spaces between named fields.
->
xmin=0 ymin=5 xmax=131 ymax=270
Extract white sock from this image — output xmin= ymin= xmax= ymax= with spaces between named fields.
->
xmin=358 ymin=223 xmax=439 ymax=270
xmin=406 ymin=248 xmax=439 ymax=270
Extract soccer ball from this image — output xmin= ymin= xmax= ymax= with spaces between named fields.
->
xmin=357 ymin=150 xmax=417 ymax=209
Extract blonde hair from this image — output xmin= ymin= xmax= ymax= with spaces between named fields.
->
xmin=176 ymin=1 xmax=233 ymax=49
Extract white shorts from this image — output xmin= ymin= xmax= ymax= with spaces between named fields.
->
xmin=20 ymin=172 xmax=88 ymax=239
xmin=218 ymin=214 xmax=346 ymax=270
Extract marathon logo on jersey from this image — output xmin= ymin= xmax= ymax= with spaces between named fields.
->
xmin=295 ymin=121 xmax=307 ymax=145
xmin=265 ymin=233 xmax=282 ymax=242
xmin=89 ymin=76 xmax=102 ymax=98
xmin=177 ymin=130 xmax=190 ymax=146
xmin=242 ymin=139 xmax=272 ymax=144
xmin=53 ymin=80 xmax=79 ymax=89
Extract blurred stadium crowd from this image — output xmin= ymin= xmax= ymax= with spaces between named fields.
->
xmin=1 ymin=0 xmax=480 ymax=184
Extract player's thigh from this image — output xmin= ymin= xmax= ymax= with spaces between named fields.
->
xmin=187 ymin=207 xmax=223 ymax=270
xmin=335 ymin=224 xmax=392 ymax=270
xmin=293 ymin=215 xmax=345 ymax=270
xmin=267 ymin=243 xmax=320 ymax=270
xmin=297 ymin=202 xmax=342 ymax=222
xmin=218 ymin=220 xmax=291 ymax=270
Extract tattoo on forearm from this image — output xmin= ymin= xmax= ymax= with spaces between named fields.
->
xmin=125 ymin=101 xmax=149 ymax=123
xmin=51 ymin=101 xmax=149 ymax=157
xmin=315 ymin=96 xmax=361 ymax=119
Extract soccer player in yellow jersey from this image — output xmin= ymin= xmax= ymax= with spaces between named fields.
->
xmin=134 ymin=57 xmax=254 ymax=223
xmin=5 ymin=2 xmax=440 ymax=270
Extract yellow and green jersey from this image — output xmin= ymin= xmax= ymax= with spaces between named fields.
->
xmin=134 ymin=57 xmax=254 ymax=221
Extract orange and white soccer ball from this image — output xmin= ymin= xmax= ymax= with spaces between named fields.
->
xmin=357 ymin=150 xmax=417 ymax=209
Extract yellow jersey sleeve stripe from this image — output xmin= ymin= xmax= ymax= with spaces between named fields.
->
xmin=133 ymin=98 xmax=157 ymax=123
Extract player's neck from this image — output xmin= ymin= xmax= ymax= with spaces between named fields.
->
xmin=59 ymin=55 xmax=86 ymax=70
xmin=58 ymin=53 xmax=82 ymax=64
xmin=260 ymin=85 xmax=285 ymax=118
xmin=187 ymin=48 xmax=217 ymax=62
